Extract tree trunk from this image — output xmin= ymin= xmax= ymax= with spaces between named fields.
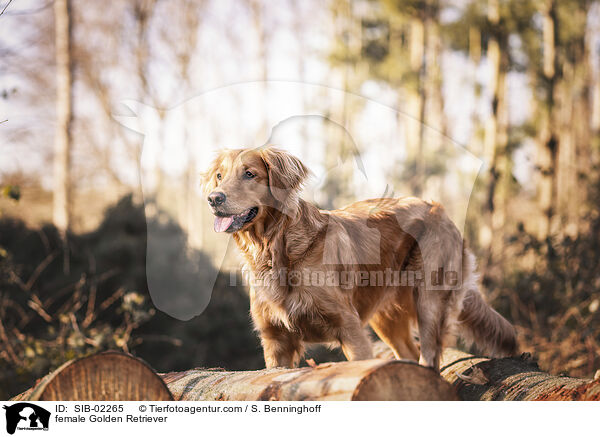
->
xmin=537 ymin=0 xmax=560 ymax=240
xmin=593 ymin=71 xmax=600 ymax=134
xmin=322 ymin=0 xmax=359 ymax=209
xmin=406 ymin=15 xmax=426 ymax=197
xmin=10 ymin=351 xmax=172 ymax=401
xmin=424 ymin=10 xmax=445 ymax=137
xmin=249 ymin=0 xmax=270 ymax=141
xmin=561 ymin=4 xmax=592 ymax=234
xmin=481 ymin=0 xmax=510 ymax=266
xmin=487 ymin=51 xmax=509 ymax=266
xmin=440 ymin=350 xmax=600 ymax=401
xmin=11 ymin=348 xmax=600 ymax=401
xmin=374 ymin=343 xmax=600 ymax=400
xmin=161 ymin=358 xmax=457 ymax=401
xmin=53 ymin=0 xmax=73 ymax=234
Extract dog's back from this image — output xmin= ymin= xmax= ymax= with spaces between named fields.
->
xmin=328 ymin=196 xmax=517 ymax=367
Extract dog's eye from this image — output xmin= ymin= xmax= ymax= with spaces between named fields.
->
xmin=216 ymin=173 xmax=222 ymax=180
xmin=245 ymin=170 xmax=255 ymax=179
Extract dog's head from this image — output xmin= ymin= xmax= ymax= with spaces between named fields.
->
xmin=202 ymin=147 xmax=309 ymax=233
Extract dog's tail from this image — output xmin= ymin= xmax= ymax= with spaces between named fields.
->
xmin=456 ymin=250 xmax=518 ymax=357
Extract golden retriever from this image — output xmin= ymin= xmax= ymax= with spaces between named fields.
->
xmin=203 ymin=146 xmax=517 ymax=369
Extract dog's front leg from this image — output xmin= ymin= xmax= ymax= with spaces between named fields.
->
xmin=259 ymin=325 xmax=304 ymax=368
xmin=250 ymin=289 xmax=304 ymax=368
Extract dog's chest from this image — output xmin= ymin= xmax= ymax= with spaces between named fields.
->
xmin=251 ymin=282 xmax=336 ymax=342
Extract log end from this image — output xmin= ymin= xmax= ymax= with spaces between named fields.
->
xmin=18 ymin=351 xmax=173 ymax=401
xmin=352 ymin=360 xmax=459 ymax=401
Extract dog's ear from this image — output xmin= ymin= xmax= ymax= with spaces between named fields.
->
xmin=260 ymin=147 xmax=309 ymax=207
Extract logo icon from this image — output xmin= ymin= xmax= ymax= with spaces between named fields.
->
xmin=3 ymin=403 xmax=50 ymax=434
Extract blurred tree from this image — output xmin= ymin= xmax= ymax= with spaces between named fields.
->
xmin=377 ymin=0 xmax=446 ymax=195
xmin=536 ymin=0 xmax=559 ymax=240
xmin=338 ymin=0 xmax=450 ymax=196
xmin=483 ymin=0 xmax=509 ymax=266
xmin=553 ymin=0 xmax=595 ymax=235
xmin=154 ymin=0 xmax=204 ymax=239
xmin=322 ymin=0 xmax=366 ymax=208
xmin=289 ymin=0 xmax=311 ymax=157
xmin=389 ymin=0 xmax=445 ymax=196
xmin=52 ymin=0 xmax=73 ymax=235
xmin=249 ymin=0 xmax=271 ymax=140
xmin=518 ymin=0 xmax=597 ymax=240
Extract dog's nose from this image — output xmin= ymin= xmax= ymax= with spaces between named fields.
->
xmin=208 ymin=191 xmax=226 ymax=206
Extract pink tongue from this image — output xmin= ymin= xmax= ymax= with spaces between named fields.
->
xmin=214 ymin=216 xmax=234 ymax=232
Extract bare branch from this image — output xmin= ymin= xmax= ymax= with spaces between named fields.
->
xmin=0 ymin=0 xmax=13 ymax=17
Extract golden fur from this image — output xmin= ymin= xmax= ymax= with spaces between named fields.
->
xmin=203 ymin=146 xmax=517 ymax=369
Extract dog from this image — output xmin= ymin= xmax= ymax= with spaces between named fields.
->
xmin=203 ymin=146 xmax=517 ymax=369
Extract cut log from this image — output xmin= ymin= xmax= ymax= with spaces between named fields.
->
xmin=161 ymin=359 xmax=458 ymax=401
xmin=374 ymin=342 xmax=600 ymax=400
xmin=12 ymin=346 xmax=599 ymax=401
xmin=11 ymin=351 xmax=173 ymax=401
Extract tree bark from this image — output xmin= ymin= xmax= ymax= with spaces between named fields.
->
xmin=559 ymin=4 xmax=592 ymax=234
xmin=481 ymin=0 xmax=510 ymax=266
xmin=161 ymin=359 xmax=457 ymax=401
xmin=374 ymin=343 xmax=600 ymax=400
xmin=10 ymin=351 xmax=173 ymax=401
xmin=424 ymin=5 xmax=446 ymax=137
xmin=249 ymin=0 xmax=270 ymax=141
xmin=11 ymin=348 xmax=600 ymax=401
xmin=53 ymin=0 xmax=73 ymax=234
xmin=406 ymin=15 xmax=426 ymax=197
xmin=537 ymin=0 xmax=560 ymax=240
xmin=487 ymin=51 xmax=509 ymax=265
xmin=593 ymin=71 xmax=600 ymax=134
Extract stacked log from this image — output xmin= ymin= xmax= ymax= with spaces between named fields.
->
xmin=440 ymin=349 xmax=600 ymax=401
xmin=374 ymin=343 xmax=600 ymax=400
xmin=161 ymin=359 xmax=457 ymax=401
xmin=10 ymin=351 xmax=172 ymax=401
xmin=10 ymin=347 xmax=600 ymax=401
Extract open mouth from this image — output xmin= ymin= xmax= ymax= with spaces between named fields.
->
xmin=213 ymin=207 xmax=258 ymax=233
